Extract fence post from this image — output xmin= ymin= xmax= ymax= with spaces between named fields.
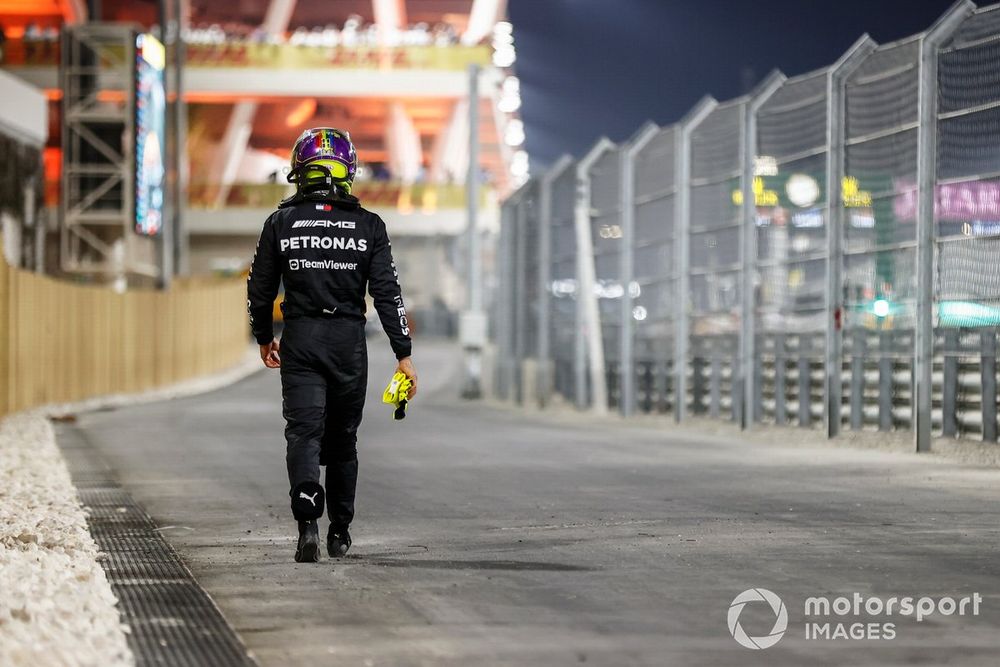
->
xmin=575 ymin=138 xmax=615 ymax=414
xmin=798 ymin=337 xmax=812 ymax=426
xmin=850 ymin=330 xmax=867 ymax=430
xmin=492 ymin=202 xmax=505 ymax=399
xmin=742 ymin=72 xmax=785 ymax=430
xmin=982 ymin=331 xmax=997 ymax=442
xmin=915 ymin=1 xmax=975 ymax=452
xmin=497 ymin=195 xmax=517 ymax=400
xmin=942 ymin=328 xmax=959 ymax=437
xmin=620 ymin=122 xmax=660 ymax=417
xmin=825 ymin=35 xmax=877 ymax=439
xmin=538 ymin=156 xmax=573 ymax=409
xmin=619 ymin=149 xmax=633 ymax=416
xmin=775 ymin=333 xmax=787 ymax=425
xmin=673 ymin=96 xmax=717 ymax=423
xmin=879 ymin=330 xmax=893 ymax=431
xmin=513 ymin=191 xmax=528 ymax=405
xmin=710 ymin=352 xmax=721 ymax=418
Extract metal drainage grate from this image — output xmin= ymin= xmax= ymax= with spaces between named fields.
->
xmin=57 ymin=423 xmax=256 ymax=667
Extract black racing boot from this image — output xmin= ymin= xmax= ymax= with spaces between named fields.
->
xmin=295 ymin=520 xmax=321 ymax=563
xmin=327 ymin=524 xmax=352 ymax=557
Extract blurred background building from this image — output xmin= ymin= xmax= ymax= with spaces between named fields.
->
xmin=0 ymin=0 xmax=524 ymax=337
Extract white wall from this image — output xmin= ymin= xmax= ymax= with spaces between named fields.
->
xmin=0 ymin=69 xmax=48 ymax=146
xmin=235 ymin=147 xmax=288 ymax=182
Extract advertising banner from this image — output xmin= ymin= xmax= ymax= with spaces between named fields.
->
xmin=134 ymin=33 xmax=166 ymax=235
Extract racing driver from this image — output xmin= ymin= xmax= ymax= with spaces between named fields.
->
xmin=247 ymin=127 xmax=417 ymax=562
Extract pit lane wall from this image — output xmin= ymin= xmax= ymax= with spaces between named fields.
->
xmin=0 ymin=256 xmax=247 ymax=416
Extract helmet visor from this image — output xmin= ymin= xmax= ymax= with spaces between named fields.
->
xmin=304 ymin=159 xmax=349 ymax=180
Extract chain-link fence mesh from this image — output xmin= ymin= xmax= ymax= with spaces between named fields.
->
xmin=492 ymin=198 xmax=517 ymax=401
xmin=492 ymin=2 xmax=1000 ymax=448
xmin=632 ymin=127 xmax=678 ymax=414
xmin=935 ymin=4 xmax=1000 ymax=439
xmin=755 ymin=69 xmax=830 ymax=427
xmin=549 ymin=163 xmax=578 ymax=404
xmin=840 ymin=36 xmax=921 ymax=431
xmin=588 ymin=146 xmax=623 ymax=409
xmin=512 ymin=181 xmax=540 ymax=404
xmin=688 ymin=99 xmax=746 ymax=421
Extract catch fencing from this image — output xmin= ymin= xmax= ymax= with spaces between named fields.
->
xmin=493 ymin=1 xmax=1000 ymax=451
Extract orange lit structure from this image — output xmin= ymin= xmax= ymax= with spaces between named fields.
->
xmin=2 ymin=0 xmax=524 ymax=325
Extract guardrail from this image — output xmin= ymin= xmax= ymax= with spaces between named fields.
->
xmin=0 ymin=257 xmax=247 ymax=416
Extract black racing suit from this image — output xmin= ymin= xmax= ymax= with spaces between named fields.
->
xmin=247 ymin=191 xmax=411 ymax=526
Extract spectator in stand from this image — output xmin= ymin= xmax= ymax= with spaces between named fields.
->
xmin=320 ymin=24 xmax=339 ymax=47
xmin=402 ymin=22 xmax=431 ymax=46
xmin=184 ymin=15 xmax=462 ymax=49
xmin=340 ymin=15 xmax=363 ymax=47
xmin=306 ymin=27 xmax=324 ymax=48
xmin=41 ymin=26 xmax=58 ymax=61
xmin=205 ymin=24 xmax=225 ymax=44
xmin=288 ymin=27 xmax=307 ymax=47
xmin=433 ymin=23 xmax=457 ymax=47
xmin=24 ymin=22 xmax=38 ymax=61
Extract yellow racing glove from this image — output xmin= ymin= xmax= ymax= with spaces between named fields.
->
xmin=382 ymin=371 xmax=412 ymax=420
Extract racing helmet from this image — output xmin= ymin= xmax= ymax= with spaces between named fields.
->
xmin=288 ymin=127 xmax=358 ymax=195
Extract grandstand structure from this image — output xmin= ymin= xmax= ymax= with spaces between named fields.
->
xmin=1 ymin=0 xmax=520 ymax=328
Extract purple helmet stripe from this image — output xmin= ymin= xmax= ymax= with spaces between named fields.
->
xmin=291 ymin=127 xmax=357 ymax=185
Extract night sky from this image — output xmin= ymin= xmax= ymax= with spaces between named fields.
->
xmin=509 ymin=0 xmax=961 ymax=169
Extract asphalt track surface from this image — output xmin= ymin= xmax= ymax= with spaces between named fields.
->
xmin=67 ymin=338 xmax=1000 ymax=666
